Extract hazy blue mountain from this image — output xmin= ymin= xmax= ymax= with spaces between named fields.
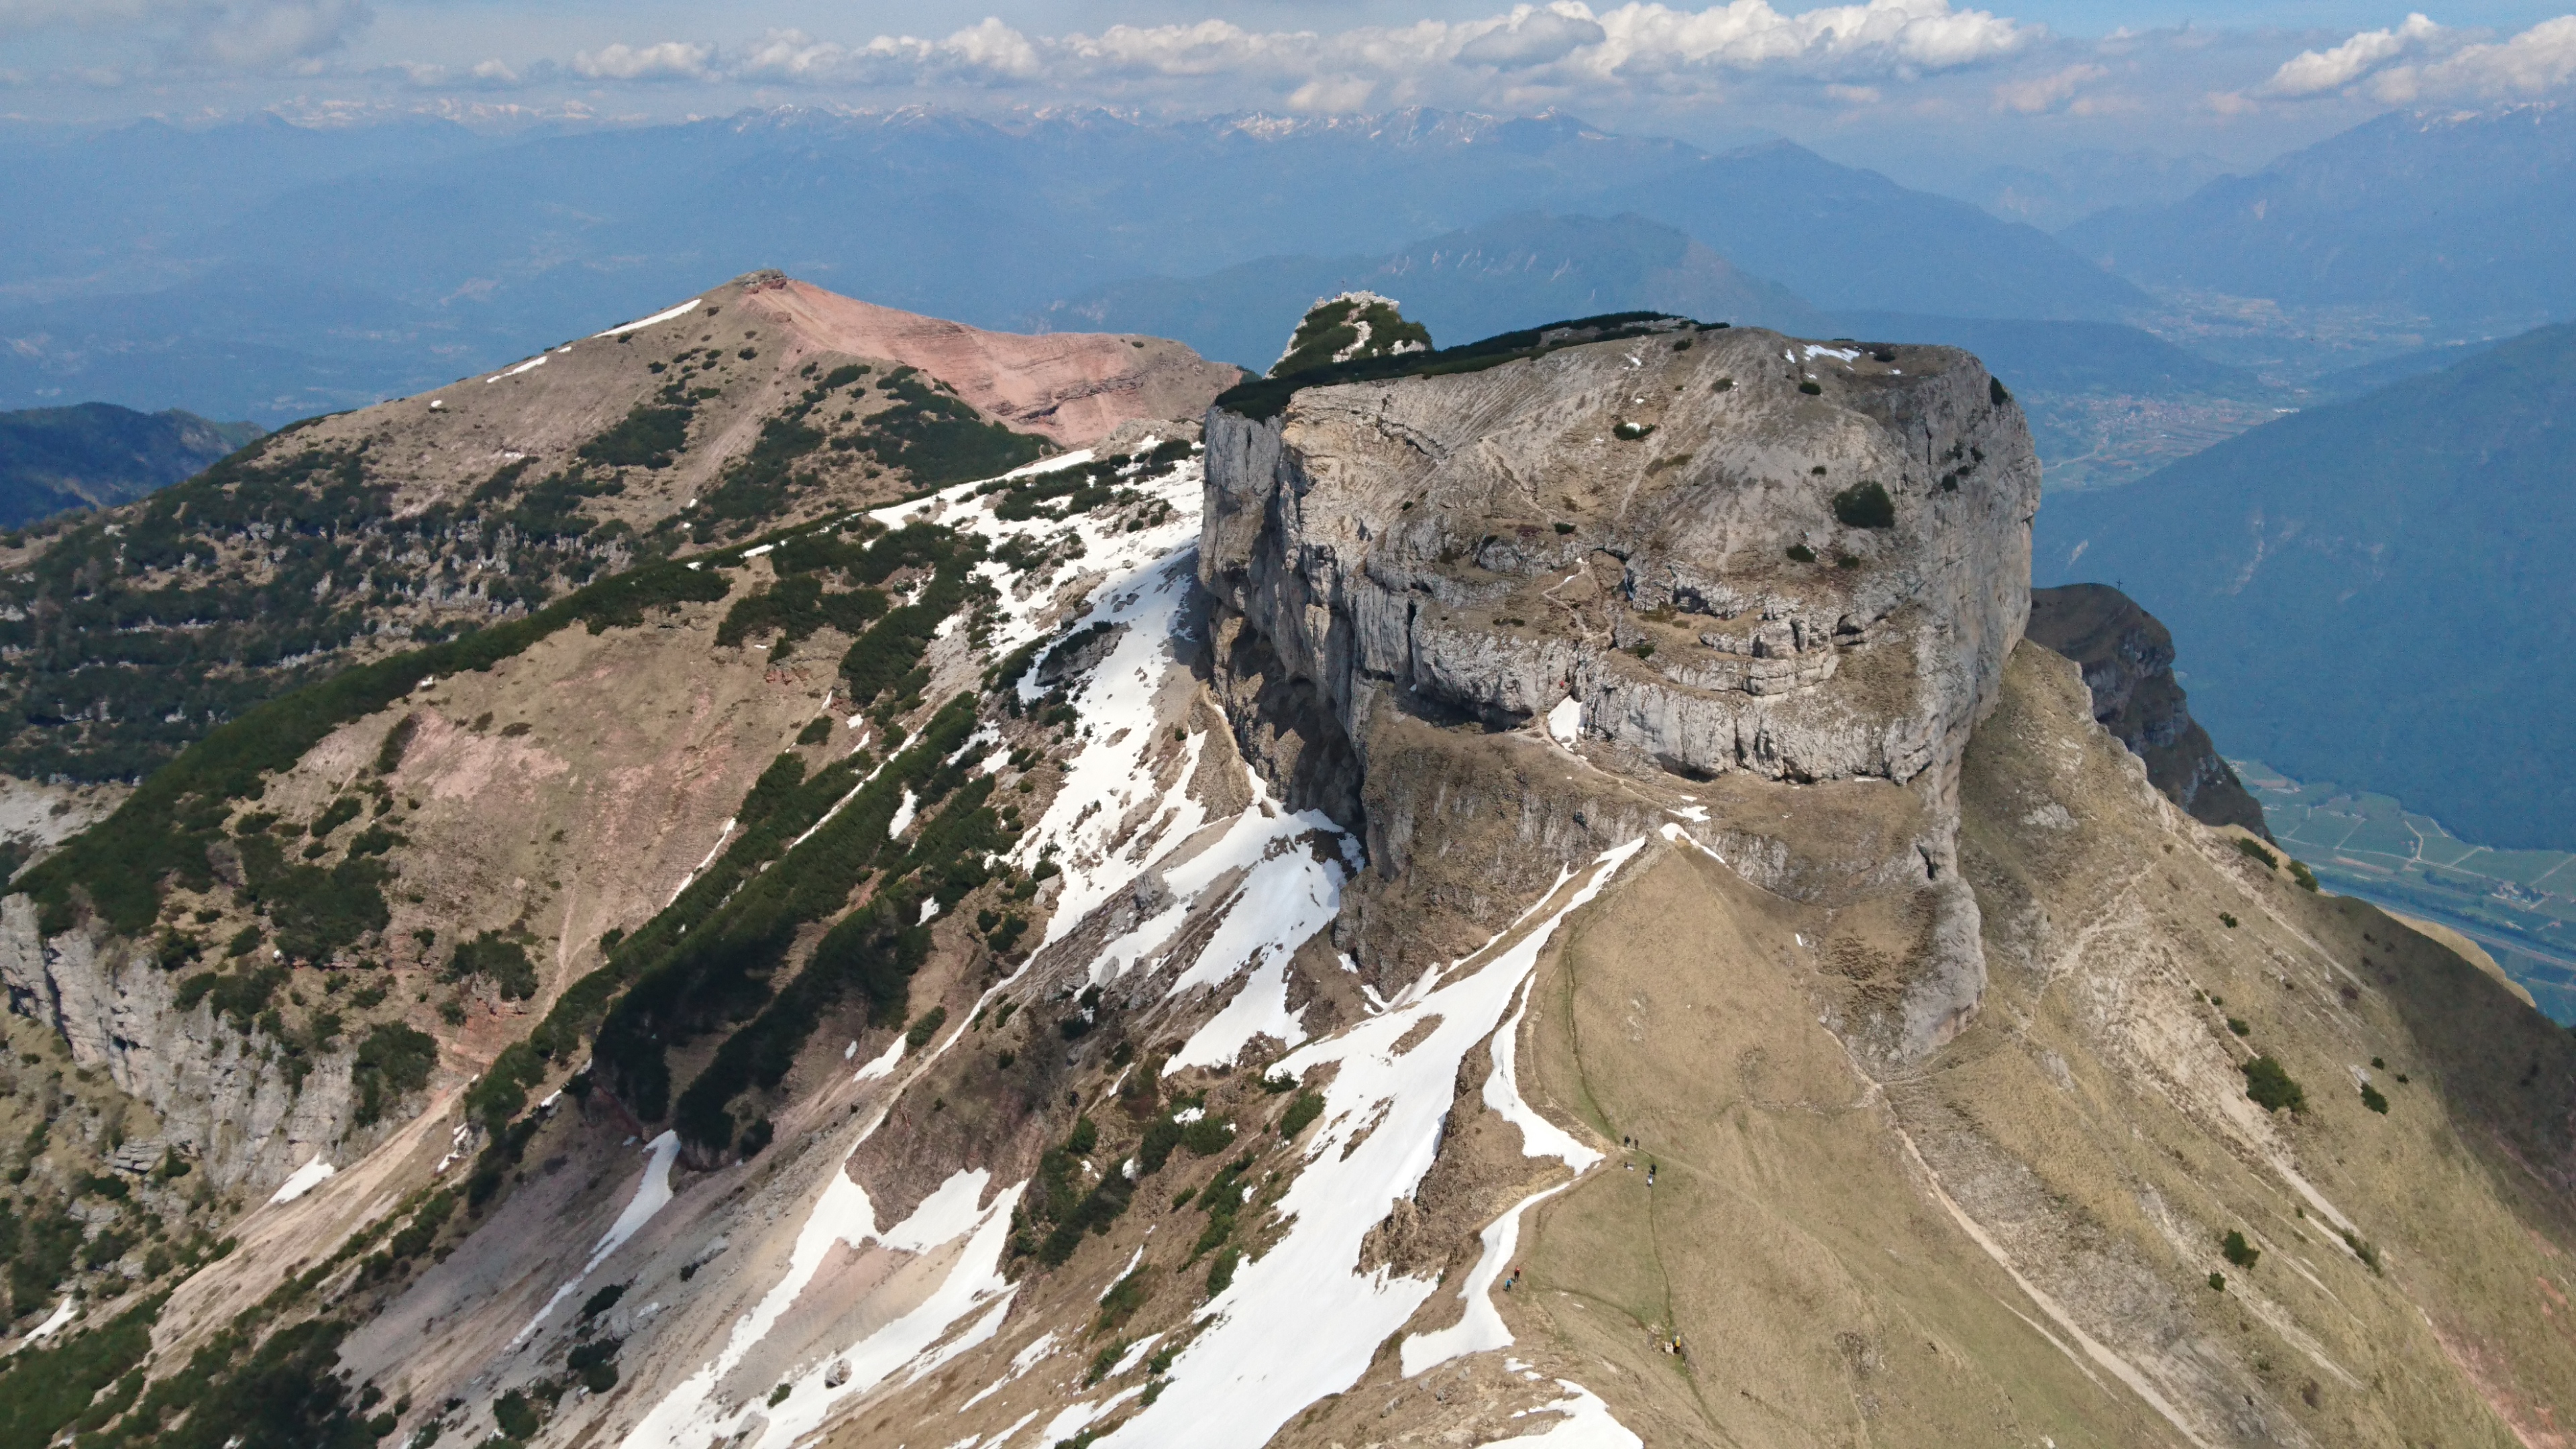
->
xmin=1829 ymin=313 xmax=2262 ymax=397
xmin=0 ymin=402 xmax=260 ymax=529
xmin=1957 ymin=148 xmax=2235 ymax=233
xmin=2034 ymin=320 xmax=2576 ymax=849
xmin=2062 ymin=105 xmax=2576 ymax=333
xmin=1 ymin=107 xmax=2144 ymax=421
xmin=1042 ymin=212 xmax=1829 ymax=370
xmin=2302 ymin=335 xmax=2508 ymax=403
xmin=1581 ymin=140 xmax=2145 ymax=320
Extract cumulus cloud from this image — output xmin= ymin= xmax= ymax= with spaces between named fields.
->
xmin=2259 ymin=12 xmax=2441 ymax=97
xmin=1457 ymin=7 xmax=1610 ymax=68
xmin=574 ymin=40 xmax=714 ymax=83
xmin=618 ymin=1 xmax=2033 ymax=110
xmin=2382 ymin=15 xmax=2576 ymax=100
xmin=2256 ymin=12 xmax=2576 ymax=103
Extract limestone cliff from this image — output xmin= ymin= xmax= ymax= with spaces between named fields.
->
xmin=1200 ymin=318 xmax=2038 ymax=1060
xmin=2027 ymin=581 xmax=2271 ymax=838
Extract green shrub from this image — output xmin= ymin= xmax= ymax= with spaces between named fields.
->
xmin=2289 ymin=859 xmax=2320 ymax=892
xmin=2226 ymin=1017 xmax=2250 ymax=1036
xmin=2207 ymin=1271 xmax=2226 ymax=1291
xmin=493 ymin=1390 xmax=541 ymax=1439
xmin=2233 ymin=837 xmax=2279 ymax=869
xmin=2341 ymin=1229 xmax=2382 ymax=1273
xmin=906 ymin=1006 xmax=949 ymax=1051
xmin=1797 ymin=380 xmax=1823 ymax=395
xmin=1278 ymin=1091 xmax=1325 ymax=1139
xmin=578 ymin=1282 xmax=628 ymax=1321
xmin=1786 ymin=543 xmax=1817 ymax=563
xmin=579 ymin=402 xmax=694 ymax=470
xmin=1830 ymin=480 xmax=1894 ymax=530
xmin=1990 ymin=376 xmax=2012 ymax=406
xmin=2221 ymin=1230 xmax=2259 ymax=1269
xmin=2242 ymin=1055 xmax=2306 ymax=1113
xmin=2361 ymin=1082 xmax=2390 ymax=1114
xmin=1204 ymin=1246 xmax=1240 ymax=1297
xmin=1181 ymin=1116 xmax=1234 ymax=1156
xmin=448 ymin=931 xmax=539 ymax=1001
xmin=353 ymin=1023 xmax=439 ymax=1126
xmin=1095 ymin=1265 xmax=1152 ymax=1332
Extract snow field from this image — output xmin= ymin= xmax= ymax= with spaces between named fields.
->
xmin=1102 ymin=839 xmax=1648 ymax=1448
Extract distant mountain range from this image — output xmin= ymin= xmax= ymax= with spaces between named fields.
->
xmin=0 ymin=107 xmax=2141 ymax=423
xmin=2062 ymin=105 xmax=2576 ymax=337
xmin=1041 ymin=212 xmax=1828 ymax=369
xmin=2035 ymin=318 xmax=2576 ymax=850
xmin=0 ymin=402 xmax=259 ymax=529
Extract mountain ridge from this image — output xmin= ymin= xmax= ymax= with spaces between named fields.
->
xmin=0 ymin=285 xmax=2570 ymax=1449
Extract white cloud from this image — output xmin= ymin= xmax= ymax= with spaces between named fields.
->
xmin=2378 ymin=14 xmax=2576 ymax=101
xmin=2255 ymin=12 xmax=2576 ymax=104
xmin=1458 ymin=7 xmax=1609 ymax=69
xmin=574 ymin=40 xmax=714 ymax=83
xmin=629 ymin=1 xmax=2033 ymax=110
xmin=2259 ymin=12 xmax=2441 ymax=97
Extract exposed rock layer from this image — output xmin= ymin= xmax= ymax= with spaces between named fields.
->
xmin=1199 ymin=323 xmax=2040 ymax=1062
xmin=2026 ymin=582 xmax=2271 ymax=838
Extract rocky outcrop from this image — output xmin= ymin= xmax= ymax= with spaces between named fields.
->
xmin=2025 ymin=582 xmax=2271 ymax=839
xmin=0 ymin=896 xmax=362 ymax=1195
xmin=1201 ymin=325 xmax=2037 ymax=792
xmin=1199 ymin=321 xmax=2041 ymax=1062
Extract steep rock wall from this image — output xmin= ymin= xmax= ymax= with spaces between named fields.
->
xmin=0 ymin=896 xmax=358 ymax=1193
xmin=1199 ymin=324 xmax=2040 ymax=1061
xmin=2026 ymin=582 xmax=2272 ymax=839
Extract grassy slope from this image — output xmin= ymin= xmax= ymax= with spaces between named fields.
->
xmin=1499 ymin=645 xmax=2576 ymax=1445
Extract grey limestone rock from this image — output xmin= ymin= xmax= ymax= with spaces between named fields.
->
xmin=1199 ymin=323 xmax=2040 ymax=1063
xmin=0 ymin=894 xmax=368 ymax=1195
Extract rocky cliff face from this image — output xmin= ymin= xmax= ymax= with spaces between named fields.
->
xmin=2026 ymin=582 xmax=2271 ymax=837
xmin=1201 ymin=319 xmax=2038 ymax=1059
xmin=0 ymin=897 xmax=360 ymax=1192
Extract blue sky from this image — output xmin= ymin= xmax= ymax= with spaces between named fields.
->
xmin=6 ymin=3 xmax=2574 ymax=185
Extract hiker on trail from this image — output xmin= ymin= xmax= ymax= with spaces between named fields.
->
xmin=1646 ymin=1164 xmax=1657 ymax=1186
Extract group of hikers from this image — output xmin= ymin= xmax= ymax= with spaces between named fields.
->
xmin=1621 ymin=1135 xmax=1657 ymax=1185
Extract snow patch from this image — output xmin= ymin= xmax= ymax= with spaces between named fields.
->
xmin=20 ymin=1296 xmax=76 ymax=1344
xmin=1483 ymin=1381 xmax=1645 ymax=1446
xmin=1546 ymin=697 xmax=1581 ymax=747
xmin=855 ymin=1036 xmax=906 ymax=1082
xmin=268 ymin=1155 xmax=335 ymax=1205
xmin=616 ymin=1169 xmax=1022 ymax=1449
xmin=594 ymin=298 xmax=702 ymax=337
